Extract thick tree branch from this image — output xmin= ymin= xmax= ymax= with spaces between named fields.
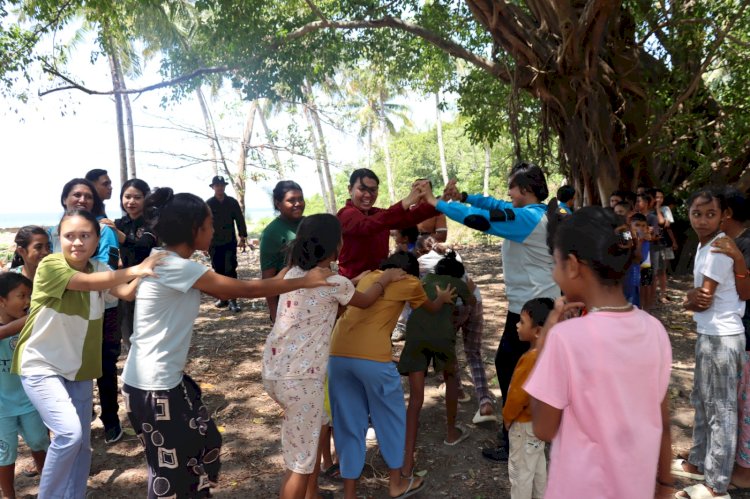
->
xmin=38 ymin=15 xmax=503 ymax=97
xmin=38 ymin=64 xmax=231 ymax=96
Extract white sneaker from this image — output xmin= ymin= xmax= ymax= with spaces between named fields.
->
xmin=366 ymin=427 xmax=377 ymax=443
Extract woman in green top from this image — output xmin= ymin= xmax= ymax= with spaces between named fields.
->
xmin=260 ymin=180 xmax=305 ymax=322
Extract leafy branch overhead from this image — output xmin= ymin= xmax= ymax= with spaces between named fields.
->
xmin=3 ymin=0 xmax=750 ymax=199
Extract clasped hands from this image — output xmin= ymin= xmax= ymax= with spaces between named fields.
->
xmin=402 ymin=178 xmax=464 ymax=209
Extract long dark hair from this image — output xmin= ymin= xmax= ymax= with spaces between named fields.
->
xmin=11 ymin=225 xmax=48 ymax=269
xmin=553 ymin=206 xmax=633 ymax=286
xmin=145 ymin=188 xmax=209 ymax=247
xmin=287 ymin=214 xmax=341 ymax=270
xmin=60 ymin=178 xmax=105 ymax=217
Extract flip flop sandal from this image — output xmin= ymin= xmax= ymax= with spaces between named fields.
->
xmin=322 ymin=463 xmax=341 ymax=481
xmin=472 ymin=408 xmax=498 ymax=424
xmin=675 ymin=483 xmax=730 ymax=499
xmin=444 ymin=425 xmax=471 ymax=446
xmin=670 ymin=459 xmax=705 ymax=481
xmin=391 ymin=476 xmax=425 ymax=499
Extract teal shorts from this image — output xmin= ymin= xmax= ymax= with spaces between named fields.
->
xmin=0 ymin=411 xmax=50 ymax=466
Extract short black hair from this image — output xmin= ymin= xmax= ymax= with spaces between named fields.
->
xmin=509 ymin=162 xmax=549 ymax=201
xmin=380 ymin=250 xmax=419 ymax=277
xmin=0 ymin=272 xmax=32 ymax=298
xmin=722 ymin=186 xmax=749 ymax=223
xmin=399 ymin=226 xmax=419 ymax=245
xmin=557 ymin=185 xmax=576 ymax=204
xmin=521 ymin=297 xmax=554 ymax=327
xmin=85 ymin=169 xmax=108 ymax=182
xmin=630 ymin=212 xmax=647 ymax=223
xmin=349 ymin=168 xmax=380 ymax=188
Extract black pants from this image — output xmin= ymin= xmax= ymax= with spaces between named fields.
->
xmin=494 ymin=311 xmax=528 ymax=447
xmin=209 ymin=240 xmax=238 ymax=279
xmin=98 ymin=307 xmax=121 ymax=430
xmin=123 ymin=375 xmax=222 ymax=498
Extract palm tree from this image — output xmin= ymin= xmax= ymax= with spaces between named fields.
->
xmin=343 ymin=68 xmax=412 ymax=204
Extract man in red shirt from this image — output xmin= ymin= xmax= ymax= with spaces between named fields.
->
xmin=337 ymin=169 xmax=438 ymax=279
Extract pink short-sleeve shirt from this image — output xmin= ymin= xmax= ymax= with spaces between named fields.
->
xmin=524 ymin=309 xmax=671 ymax=498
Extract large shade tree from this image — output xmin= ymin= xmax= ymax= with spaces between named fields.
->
xmin=4 ymin=0 xmax=750 ymax=201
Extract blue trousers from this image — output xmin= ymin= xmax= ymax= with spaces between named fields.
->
xmin=328 ymin=356 xmax=406 ymax=479
xmin=22 ymin=375 xmax=93 ymax=499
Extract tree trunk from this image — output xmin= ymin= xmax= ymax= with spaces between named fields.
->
xmin=435 ymin=92 xmax=449 ymax=185
xmin=258 ymin=100 xmax=285 ymax=177
xmin=304 ymin=80 xmax=336 ymax=212
xmin=379 ymin=91 xmax=396 ymax=204
xmin=233 ymin=100 xmax=258 ymax=216
xmin=303 ymin=105 xmax=333 ymax=214
xmin=107 ymin=50 xmax=127 ymax=185
xmin=117 ymin=68 xmax=136 ymax=179
xmin=483 ymin=142 xmax=491 ymax=196
xmin=196 ymin=86 xmax=220 ymax=176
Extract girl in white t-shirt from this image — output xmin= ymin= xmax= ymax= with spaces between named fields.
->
xmin=120 ymin=189 xmax=334 ymax=499
xmin=673 ymin=188 xmax=746 ymax=499
xmin=262 ymin=213 xmax=403 ymax=499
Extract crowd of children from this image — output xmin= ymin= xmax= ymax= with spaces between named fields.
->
xmin=3 ymin=166 xmax=750 ymax=499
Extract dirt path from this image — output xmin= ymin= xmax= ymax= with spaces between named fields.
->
xmin=13 ymin=245 xmax=745 ymax=498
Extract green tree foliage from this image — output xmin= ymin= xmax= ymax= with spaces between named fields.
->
xmin=5 ymin=0 xmax=750 ymax=200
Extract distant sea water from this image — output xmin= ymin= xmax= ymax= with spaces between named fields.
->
xmin=0 ymin=208 xmax=276 ymax=231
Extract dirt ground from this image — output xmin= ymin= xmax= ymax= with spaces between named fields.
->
xmin=11 ymin=244 xmax=747 ymax=498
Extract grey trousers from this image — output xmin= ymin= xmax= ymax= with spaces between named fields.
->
xmin=688 ymin=333 xmax=745 ymax=494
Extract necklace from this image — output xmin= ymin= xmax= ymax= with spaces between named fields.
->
xmin=588 ymin=303 xmax=634 ymax=313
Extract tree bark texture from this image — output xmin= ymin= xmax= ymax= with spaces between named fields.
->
xmin=107 ymin=50 xmax=127 ymax=185
xmin=234 ymin=100 xmax=258 ymax=216
xmin=303 ymin=105 xmax=333 ymax=214
xmin=196 ymin=86 xmax=220 ymax=176
xmin=435 ymin=92 xmax=449 ymax=185
xmin=304 ymin=80 xmax=337 ymax=213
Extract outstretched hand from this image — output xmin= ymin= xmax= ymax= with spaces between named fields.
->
xmin=416 ymin=183 xmax=438 ymax=207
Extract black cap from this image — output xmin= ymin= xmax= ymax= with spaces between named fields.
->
xmin=210 ymin=175 xmax=228 ymax=187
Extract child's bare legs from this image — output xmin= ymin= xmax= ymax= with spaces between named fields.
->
xmin=32 ymin=449 xmax=46 ymax=474
xmin=388 ymin=469 xmax=423 ymax=498
xmin=343 ymin=478 xmax=357 ymax=499
xmin=443 ymin=363 xmax=462 ymax=443
xmin=403 ymin=371 xmax=425 ymax=477
xmin=280 ymin=469 xmax=310 ymax=499
xmin=657 ymin=270 xmax=669 ymax=302
xmin=320 ymin=425 xmax=335 ymax=471
xmin=0 ymin=464 xmax=16 ymax=499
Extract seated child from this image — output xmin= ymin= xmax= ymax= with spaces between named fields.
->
xmin=0 ymin=273 xmax=48 ymax=498
xmin=502 ymin=298 xmax=553 ymax=499
xmin=398 ymin=251 xmax=475 ymax=477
